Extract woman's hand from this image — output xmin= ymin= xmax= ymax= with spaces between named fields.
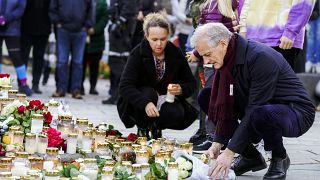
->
xmin=206 ymin=142 xmax=223 ymax=159
xmin=167 ymin=84 xmax=182 ymax=95
xmin=208 ymin=148 xmax=235 ymax=178
xmin=145 ymin=102 xmax=160 ymax=117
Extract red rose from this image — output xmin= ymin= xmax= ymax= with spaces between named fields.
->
xmin=43 ymin=112 xmax=53 ymax=125
xmin=0 ymin=74 xmax=10 ymax=78
xmin=17 ymin=105 xmax=26 ymax=114
xmin=127 ymin=133 xmax=138 ymax=142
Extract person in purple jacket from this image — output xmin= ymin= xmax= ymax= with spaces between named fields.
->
xmin=192 ymin=23 xmax=315 ymax=180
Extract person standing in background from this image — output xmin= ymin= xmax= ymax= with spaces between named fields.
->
xmin=81 ymin=0 xmax=108 ymax=95
xmin=102 ymin=0 xmax=139 ymax=105
xmin=0 ymin=0 xmax=33 ymax=96
xmin=239 ymin=0 xmax=315 ymax=72
xmin=21 ymin=0 xmax=51 ymax=94
xmin=49 ymin=0 xmax=95 ymax=99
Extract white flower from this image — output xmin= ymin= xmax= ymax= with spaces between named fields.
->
xmin=175 ymin=157 xmax=187 ymax=165
xmin=179 ymin=170 xmax=189 ymax=179
xmin=1 ymin=100 xmax=23 ymax=116
xmin=180 ymin=161 xmax=193 ymax=171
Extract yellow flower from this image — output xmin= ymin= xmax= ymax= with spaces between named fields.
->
xmin=2 ymin=135 xmax=10 ymax=145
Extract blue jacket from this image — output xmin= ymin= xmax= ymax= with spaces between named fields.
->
xmin=0 ymin=0 xmax=27 ymax=37
xmin=49 ymin=0 xmax=95 ymax=32
xmin=219 ymin=35 xmax=315 ymax=154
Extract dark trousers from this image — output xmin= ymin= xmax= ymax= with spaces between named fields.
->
xmin=178 ymin=33 xmax=188 ymax=55
xmin=108 ymin=56 xmax=127 ymax=98
xmin=131 ymin=87 xmax=185 ymax=130
xmin=0 ymin=36 xmax=24 ymax=67
xmin=272 ymin=47 xmax=301 ymax=71
xmin=21 ymin=34 xmax=48 ymax=87
xmin=249 ymin=104 xmax=300 ymax=151
xmin=82 ymin=51 xmax=102 ymax=90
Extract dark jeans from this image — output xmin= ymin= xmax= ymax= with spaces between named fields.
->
xmin=131 ymin=87 xmax=185 ymax=130
xmin=82 ymin=51 xmax=102 ymax=90
xmin=108 ymin=56 xmax=127 ymax=98
xmin=21 ymin=34 xmax=48 ymax=87
xmin=249 ymin=104 xmax=300 ymax=151
xmin=272 ymin=46 xmax=301 ymax=71
xmin=56 ymin=27 xmax=87 ymax=92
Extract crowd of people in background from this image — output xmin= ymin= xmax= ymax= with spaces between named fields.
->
xmin=0 ymin=0 xmax=318 ymax=178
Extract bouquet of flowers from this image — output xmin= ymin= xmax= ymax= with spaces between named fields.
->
xmin=175 ymin=156 xmax=193 ymax=179
xmin=0 ymin=73 xmax=11 ymax=86
xmin=3 ymin=100 xmax=53 ymax=133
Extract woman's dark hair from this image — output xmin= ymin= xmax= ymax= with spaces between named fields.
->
xmin=143 ymin=13 xmax=171 ymax=37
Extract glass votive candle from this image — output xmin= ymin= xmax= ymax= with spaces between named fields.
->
xmin=75 ymin=118 xmax=89 ymax=145
xmin=67 ymin=134 xmax=78 ymax=154
xmin=0 ymin=158 xmax=12 ymax=172
xmin=31 ymin=114 xmax=44 ymax=134
xmin=122 ymin=161 xmax=132 ymax=175
xmin=0 ymin=172 xmax=12 ymax=179
xmin=101 ymin=167 xmax=113 ymax=180
xmin=132 ymin=144 xmax=141 ymax=152
xmin=12 ymin=131 xmax=24 ymax=145
xmin=155 ymin=153 xmax=165 ymax=166
xmin=164 ymin=140 xmax=175 ymax=151
xmin=152 ymin=140 xmax=161 ymax=155
xmin=82 ymin=130 xmax=93 ymax=153
xmin=8 ymin=90 xmax=18 ymax=99
xmin=137 ymin=137 xmax=147 ymax=146
xmin=16 ymin=93 xmax=27 ymax=103
xmin=8 ymin=126 xmax=20 ymax=145
xmin=37 ymin=133 xmax=48 ymax=154
xmin=95 ymin=130 xmax=106 ymax=149
xmin=25 ymin=133 xmax=37 ymax=154
xmin=167 ymin=162 xmax=179 ymax=180
xmin=141 ymin=163 xmax=150 ymax=180
xmin=180 ymin=143 xmax=192 ymax=155
xmin=104 ymin=161 xmax=115 ymax=171
xmin=29 ymin=157 xmax=44 ymax=170
xmin=57 ymin=115 xmax=74 ymax=139
xmin=136 ymin=150 xmax=149 ymax=164
xmin=44 ymin=148 xmax=60 ymax=170
xmin=132 ymin=164 xmax=142 ymax=179
xmin=0 ymin=85 xmax=12 ymax=98
xmin=95 ymin=142 xmax=110 ymax=156
xmin=44 ymin=170 xmax=60 ymax=180
xmin=106 ymin=135 xmax=116 ymax=143
xmin=47 ymin=101 xmax=60 ymax=128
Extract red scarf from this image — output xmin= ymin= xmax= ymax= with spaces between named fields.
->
xmin=208 ymin=35 xmax=238 ymax=139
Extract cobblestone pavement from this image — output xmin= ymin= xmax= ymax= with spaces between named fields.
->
xmin=2 ymin=64 xmax=320 ymax=179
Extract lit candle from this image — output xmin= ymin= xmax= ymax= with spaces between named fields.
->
xmin=141 ymin=163 xmax=150 ymax=180
xmin=25 ymin=133 xmax=37 ymax=154
xmin=132 ymin=164 xmax=142 ymax=179
xmin=152 ymin=140 xmax=161 ymax=155
xmin=164 ymin=140 xmax=175 ymax=151
xmin=16 ymin=93 xmax=27 ymax=103
xmin=167 ymin=162 xmax=179 ymax=180
xmin=0 ymin=85 xmax=12 ymax=98
xmin=101 ymin=167 xmax=113 ymax=180
xmin=67 ymin=134 xmax=78 ymax=154
xmin=12 ymin=131 xmax=24 ymax=145
xmin=82 ymin=130 xmax=93 ymax=153
xmin=37 ymin=133 xmax=48 ymax=154
xmin=136 ymin=150 xmax=149 ymax=164
xmin=95 ymin=130 xmax=106 ymax=149
xmin=31 ymin=114 xmax=44 ymax=134
xmin=166 ymin=84 xmax=175 ymax=103
xmin=155 ymin=153 xmax=165 ymax=166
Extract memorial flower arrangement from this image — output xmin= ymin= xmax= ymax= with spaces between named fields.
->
xmin=175 ymin=156 xmax=193 ymax=179
xmin=0 ymin=73 xmax=11 ymax=86
xmin=5 ymin=100 xmax=53 ymax=133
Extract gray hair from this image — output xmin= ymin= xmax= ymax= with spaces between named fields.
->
xmin=190 ymin=23 xmax=233 ymax=48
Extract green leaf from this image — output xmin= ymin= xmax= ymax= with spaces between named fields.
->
xmin=22 ymin=121 xmax=30 ymax=127
xmin=24 ymin=128 xmax=30 ymax=134
xmin=108 ymin=124 xmax=114 ymax=130
xmin=7 ymin=119 xmax=20 ymax=126
xmin=70 ymin=168 xmax=80 ymax=177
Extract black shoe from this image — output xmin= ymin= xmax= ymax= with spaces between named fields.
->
xmin=32 ymin=86 xmax=42 ymax=94
xmin=89 ymin=89 xmax=99 ymax=95
xmin=102 ymin=96 xmax=117 ymax=105
xmin=263 ymin=154 xmax=290 ymax=180
xmin=19 ymin=85 xmax=33 ymax=96
xmin=193 ymin=138 xmax=213 ymax=154
xmin=189 ymin=129 xmax=207 ymax=145
xmin=232 ymin=153 xmax=267 ymax=176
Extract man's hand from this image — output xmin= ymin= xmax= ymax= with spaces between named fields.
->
xmin=145 ymin=102 xmax=160 ymax=117
xmin=88 ymin=27 xmax=95 ymax=35
xmin=279 ymin=36 xmax=294 ymax=50
xmin=208 ymin=148 xmax=235 ymax=178
xmin=206 ymin=142 xmax=223 ymax=159
xmin=137 ymin=11 xmax=144 ymax=21
xmin=186 ymin=51 xmax=199 ymax=63
xmin=167 ymin=84 xmax=182 ymax=95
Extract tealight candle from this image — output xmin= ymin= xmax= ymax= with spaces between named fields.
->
xmin=31 ymin=114 xmax=44 ymax=134
xmin=67 ymin=134 xmax=78 ymax=154
xmin=136 ymin=150 xmax=149 ymax=164
xmin=152 ymin=140 xmax=161 ymax=155
xmin=165 ymin=84 xmax=175 ymax=103
xmin=168 ymin=162 xmax=179 ymax=180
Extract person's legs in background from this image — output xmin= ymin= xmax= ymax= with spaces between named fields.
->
xmin=306 ymin=20 xmax=318 ymax=73
xmin=5 ymin=36 xmax=33 ymax=96
xmin=88 ymin=52 xmax=102 ymax=95
xmin=31 ymin=35 xmax=48 ymax=93
xmin=102 ymin=56 xmax=127 ymax=104
xmin=70 ymin=30 xmax=87 ymax=99
xmin=53 ymin=28 xmax=71 ymax=97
